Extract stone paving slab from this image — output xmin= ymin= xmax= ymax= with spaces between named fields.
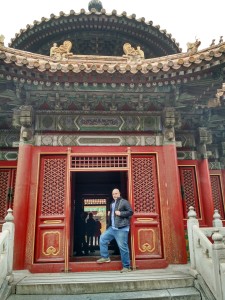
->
xmin=7 ymin=287 xmax=201 ymax=300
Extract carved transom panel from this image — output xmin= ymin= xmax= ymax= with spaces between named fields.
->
xmin=132 ymin=156 xmax=158 ymax=213
xmin=71 ymin=156 xmax=128 ymax=169
xmin=41 ymin=157 xmax=66 ymax=216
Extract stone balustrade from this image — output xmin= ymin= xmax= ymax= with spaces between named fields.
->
xmin=188 ymin=206 xmax=225 ymax=300
xmin=0 ymin=209 xmax=15 ymax=300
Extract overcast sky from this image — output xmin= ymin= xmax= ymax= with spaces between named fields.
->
xmin=1 ymin=0 xmax=224 ymax=52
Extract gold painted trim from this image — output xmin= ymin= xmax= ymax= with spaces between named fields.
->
xmin=138 ymin=228 xmax=156 ymax=253
xmin=31 ymin=152 xmax=41 ymax=264
xmin=69 ymin=167 xmax=129 ymax=172
xmin=137 ymin=218 xmax=154 ymax=222
xmin=69 ymin=152 xmax=129 ymax=156
xmin=155 ymin=151 xmax=166 ymax=258
xmin=0 ymin=167 xmax=17 ymax=169
xmin=64 ymin=147 xmax=71 ymax=272
xmin=42 ymin=231 xmax=60 ymax=256
xmin=43 ymin=220 xmax=62 ymax=224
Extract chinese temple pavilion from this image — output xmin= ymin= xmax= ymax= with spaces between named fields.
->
xmin=0 ymin=0 xmax=225 ymax=273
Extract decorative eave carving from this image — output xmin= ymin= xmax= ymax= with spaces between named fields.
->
xmin=1 ymin=42 xmax=225 ymax=78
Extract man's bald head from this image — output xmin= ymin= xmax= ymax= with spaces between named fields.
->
xmin=112 ymin=188 xmax=121 ymax=200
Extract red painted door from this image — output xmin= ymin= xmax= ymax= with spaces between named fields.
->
xmin=0 ymin=168 xmax=16 ymax=230
xmin=34 ymin=155 xmax=68 ymax=265
xmin=130 ymin=154 xmax=163 ymax=266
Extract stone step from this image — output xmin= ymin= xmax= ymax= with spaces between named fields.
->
xmin=13 ymin=270 xmax=195 ymax=295
xmin=7 ymin=287 xmax=201 ymax=300
xmin=6 ymin=265 xmax=202 ymax=299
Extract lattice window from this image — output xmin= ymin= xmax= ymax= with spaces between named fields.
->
xmin=210 ymin=175 xmax=225 ymax=219
xmin=179 ymin=167 xmax=201 ymax=218
xmin=0 ymin=170 xmax=10 ymax=221
xmin=132 ymin=156 xmax=158 ymax=213
xmin=40 ymin=157 xmax=66 ymax=216
xmin=71 ymin=156 xmax=128 ymax=169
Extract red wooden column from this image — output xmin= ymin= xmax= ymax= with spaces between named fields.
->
xmin=198 ymin=159 xmax=214 ymax=226
xmin=162 ymin=144 xmax=187 ymax=264
xmin=13 ymin=144 xmax=33 ymax=269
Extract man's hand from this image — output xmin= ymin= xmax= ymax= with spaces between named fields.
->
xmin=115 ymin=210 xmax=121 ymax=216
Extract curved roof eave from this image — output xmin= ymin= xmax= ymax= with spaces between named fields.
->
xmin=0 ymin=42 xmax=225 ymax=82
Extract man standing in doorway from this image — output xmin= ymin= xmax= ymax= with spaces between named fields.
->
xmin=96 ymin=188 xmax=133 ymax=272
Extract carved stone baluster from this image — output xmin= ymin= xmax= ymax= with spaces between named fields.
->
xmin=187 ymin=206 xmax=199 ymax=270
xmin=212 ymin=229 xmax=225 ymax=300
xmin=213 ymin=209 xmax=223 ymax=227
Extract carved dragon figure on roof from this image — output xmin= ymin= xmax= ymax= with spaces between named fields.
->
xmin=123 ymin=43 xmax=145 ymax=58
xmin=50 ymin=40 xmax=73 ymax=59
xmin=187 ymin=39 xmax=201 ymax=55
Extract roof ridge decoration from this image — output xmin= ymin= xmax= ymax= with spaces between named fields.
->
xmin=88 ymin=0 xmax=103 ymax=12
xmin=187 ymin=39 xmax=201 ymax=55
xmin=50 ymin=41 xmax=73 ymax=59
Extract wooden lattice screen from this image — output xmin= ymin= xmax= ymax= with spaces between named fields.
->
xmin=179 ymin=166 xmax=201 ymax=219
xmin=0 ymin=168 xmax=16 ymax=227
xmin=210 ymin=175 xmax=225 ymax=220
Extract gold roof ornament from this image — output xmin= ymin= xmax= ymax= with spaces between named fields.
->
xmin=50 ymin=40 xmax=73 ymax=60
xmin=187 ymin=39 xmax=201 ymax=55
xmin=123 ymin=43 xmax=145 ymax=59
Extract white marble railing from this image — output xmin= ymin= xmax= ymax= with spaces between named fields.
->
xmin=0 ymin=209 xmax=14 ymax=291
xmin=188 ymin=207 xmax=225 ymax=300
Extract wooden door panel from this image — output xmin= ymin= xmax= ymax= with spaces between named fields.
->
xmin=35 ymin=155 xmax=67 ymax=263
xmin=131 ymin=155 xmax=163 ymax=260
xmin=135 ymin=222 xmax=162 ymax=258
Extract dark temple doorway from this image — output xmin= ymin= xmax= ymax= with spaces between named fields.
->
xmin=70 ymin=171 xmax=128 ymax=261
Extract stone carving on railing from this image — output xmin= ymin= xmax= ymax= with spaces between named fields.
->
xmin=213 ymin=209 xmax=223 ymax=227
xmin=187 ymin=206 xmax=225 ymax=300
xmin=0 ymin=209 xmax=14 ymax=299
xmin=50 ymin=40 xmax=73 ymax=60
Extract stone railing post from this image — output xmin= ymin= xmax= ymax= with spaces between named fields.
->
xmin=212 ymin=229 xmax=225 ymax=300
xmin=212 ymin=209 xmax=223 ymax=227
xmin=2 ymin=209 xmax=15 ymax=281
xmin=187 ymin=206 xmax=199 ymax=269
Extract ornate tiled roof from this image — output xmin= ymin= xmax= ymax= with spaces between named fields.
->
xmin=0 ymin=41 xmax=225 ymax=85
xmin=8 ymin=7 xmax=181 ymax=58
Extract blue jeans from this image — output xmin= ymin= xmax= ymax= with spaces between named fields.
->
xmin=99 ymin=226 xmax=130 ymax=268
